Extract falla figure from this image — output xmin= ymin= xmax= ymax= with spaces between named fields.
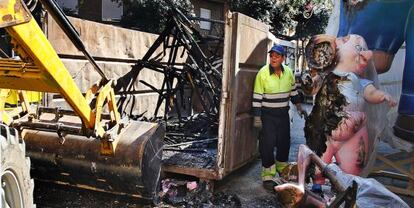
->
xmin=303 ymin=34 xmax=397 ymax=191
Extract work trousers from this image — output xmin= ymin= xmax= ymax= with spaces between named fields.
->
xmin=259 ymin=110 xmax=290 ymax=168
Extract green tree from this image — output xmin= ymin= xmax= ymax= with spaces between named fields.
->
xmin=112 ymin=0 xmax=193 ymax=34
xmin=230 ymin=0 xmax=332 ymax=40
xmin=272 ymin=1 xmax=331 ymax=71
xmin=273 ymin=0 xmax=331 ymax=39
xmin=230 ymin=0 xmax=332 ymax=72
xmin=229 ymin=0 xmax=275 ymax=23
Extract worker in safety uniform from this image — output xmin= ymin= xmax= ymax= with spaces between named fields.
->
xmin=252 ymin=44 xmax=306 ymax=190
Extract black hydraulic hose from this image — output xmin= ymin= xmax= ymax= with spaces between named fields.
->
xmin=38 ymin=0 xmax=109 ymax=84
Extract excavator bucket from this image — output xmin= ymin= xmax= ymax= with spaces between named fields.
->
xmin=0 ymin=0 xmax=165 ymax=202
xmin=19 ymin=117 xmax=164 ymax=200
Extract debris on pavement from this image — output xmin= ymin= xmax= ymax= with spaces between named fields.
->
xmin=157 ymin=179 xmax=241 ymax=207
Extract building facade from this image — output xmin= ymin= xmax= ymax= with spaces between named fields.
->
xmin=190 ymin=0 xmax=226 ymax=37
xmin=56 ymin=0 xmax=123 ymax=23
xmin=56 ymin=0 xmax=226 ymax=33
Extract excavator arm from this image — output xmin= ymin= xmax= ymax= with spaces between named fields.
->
xmin=0 ymin=0 xmax=164 ymax=201
xmin=0 ymin=0 xmax=119 ymax=154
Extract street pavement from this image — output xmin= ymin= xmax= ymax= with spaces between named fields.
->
xmin=215 ymin=103 xmax=414 ymax=207
xmin=33 ymin=104 xmax=414 ymax=207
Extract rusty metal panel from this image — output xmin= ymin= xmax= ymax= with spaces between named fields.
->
xmin=218 ymin=12 xmax=269 ymax=178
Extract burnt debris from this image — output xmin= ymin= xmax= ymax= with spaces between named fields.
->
xmin=116 ymin=1 xmax=224 ymax=156
xmin=304 ymin=72 xmax=348 ymax=179
xmin=158 ymin=179 xmax=241 ymax=207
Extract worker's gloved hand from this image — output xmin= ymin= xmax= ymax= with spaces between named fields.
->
xmin=253 ymin=116 xmax=262 ymax=129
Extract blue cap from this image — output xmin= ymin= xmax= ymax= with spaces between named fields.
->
xmin=268 ymin=44 xmax=285 ymax=56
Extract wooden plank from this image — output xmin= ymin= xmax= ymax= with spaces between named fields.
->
xmin=163 ymin=155 xmax=257 ymax=181
xmin=163 ymin=165 xmax=218 ymax=180
xmin=376 ymin=154 xmax=414 ymax=181
xmin=371 ymin=156 xmax=414 ymax=172
xmin=235 ymin=69 xmax=258 ymax=113
xmin=216 ymin=11 xmax=234 ymax=177
xmin=409 ymin=158 xmax=414 ymax=190
xmin=220 ymin=12 xmax=269 ymax=176
xmin=229 ymin=113 xmax=257 ymax=169
xmin=222 ymin=12 xmax=240 ymax=175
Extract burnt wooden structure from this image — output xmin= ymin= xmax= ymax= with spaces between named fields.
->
xmin=45 ymin=5 xmax=273 ymax=183
xmin=162 ymin=12 xmax=271 ymax=180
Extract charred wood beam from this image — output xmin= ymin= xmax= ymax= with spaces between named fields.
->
xmin=165 ymin=138 xmax=218 ymax=148
xmin=186 ymin=72 xmax=212 ymax=114
xmin=137 ymin=60 xmax=184 ymax=73
xmin=173 ymin=17 xmax=222 ymax=78
xmin=141 ymin=21 xmax=176 ymax=62
xmin=127 ymin=2 xmax=223 ymax=145
xmin=153 ymin=78 xmax=167 ymax=119
xmin=163 ymin=147 xmax=208 ymax=153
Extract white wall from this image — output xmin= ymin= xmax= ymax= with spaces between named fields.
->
xmin=102 ymin=0 xmax=123 ymax=21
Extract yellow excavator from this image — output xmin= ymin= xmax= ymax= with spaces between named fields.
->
xmin=0 ymin=0 xmax=164 ymax=206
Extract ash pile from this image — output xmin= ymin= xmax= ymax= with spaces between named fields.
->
xmin=156 ymin=179 xmax=241 ymax=207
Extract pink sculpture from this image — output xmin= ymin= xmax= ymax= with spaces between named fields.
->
xmin=304 ymin=34 xmax=397 ymax=185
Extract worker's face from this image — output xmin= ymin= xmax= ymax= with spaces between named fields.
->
xmin=269 ymin=52 xmax=284 ymax=69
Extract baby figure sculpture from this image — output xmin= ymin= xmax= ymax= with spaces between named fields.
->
xmin=334 ymin=0 xmax=414 ymax=141
xmin=304 ymin=34 xmax=396 ymax=185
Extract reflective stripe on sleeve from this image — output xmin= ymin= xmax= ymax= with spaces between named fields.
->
xmin=252 ymin=102 xmax=262 ymax=107
xmin=253 ymin=93 xmax=263 ymax=99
